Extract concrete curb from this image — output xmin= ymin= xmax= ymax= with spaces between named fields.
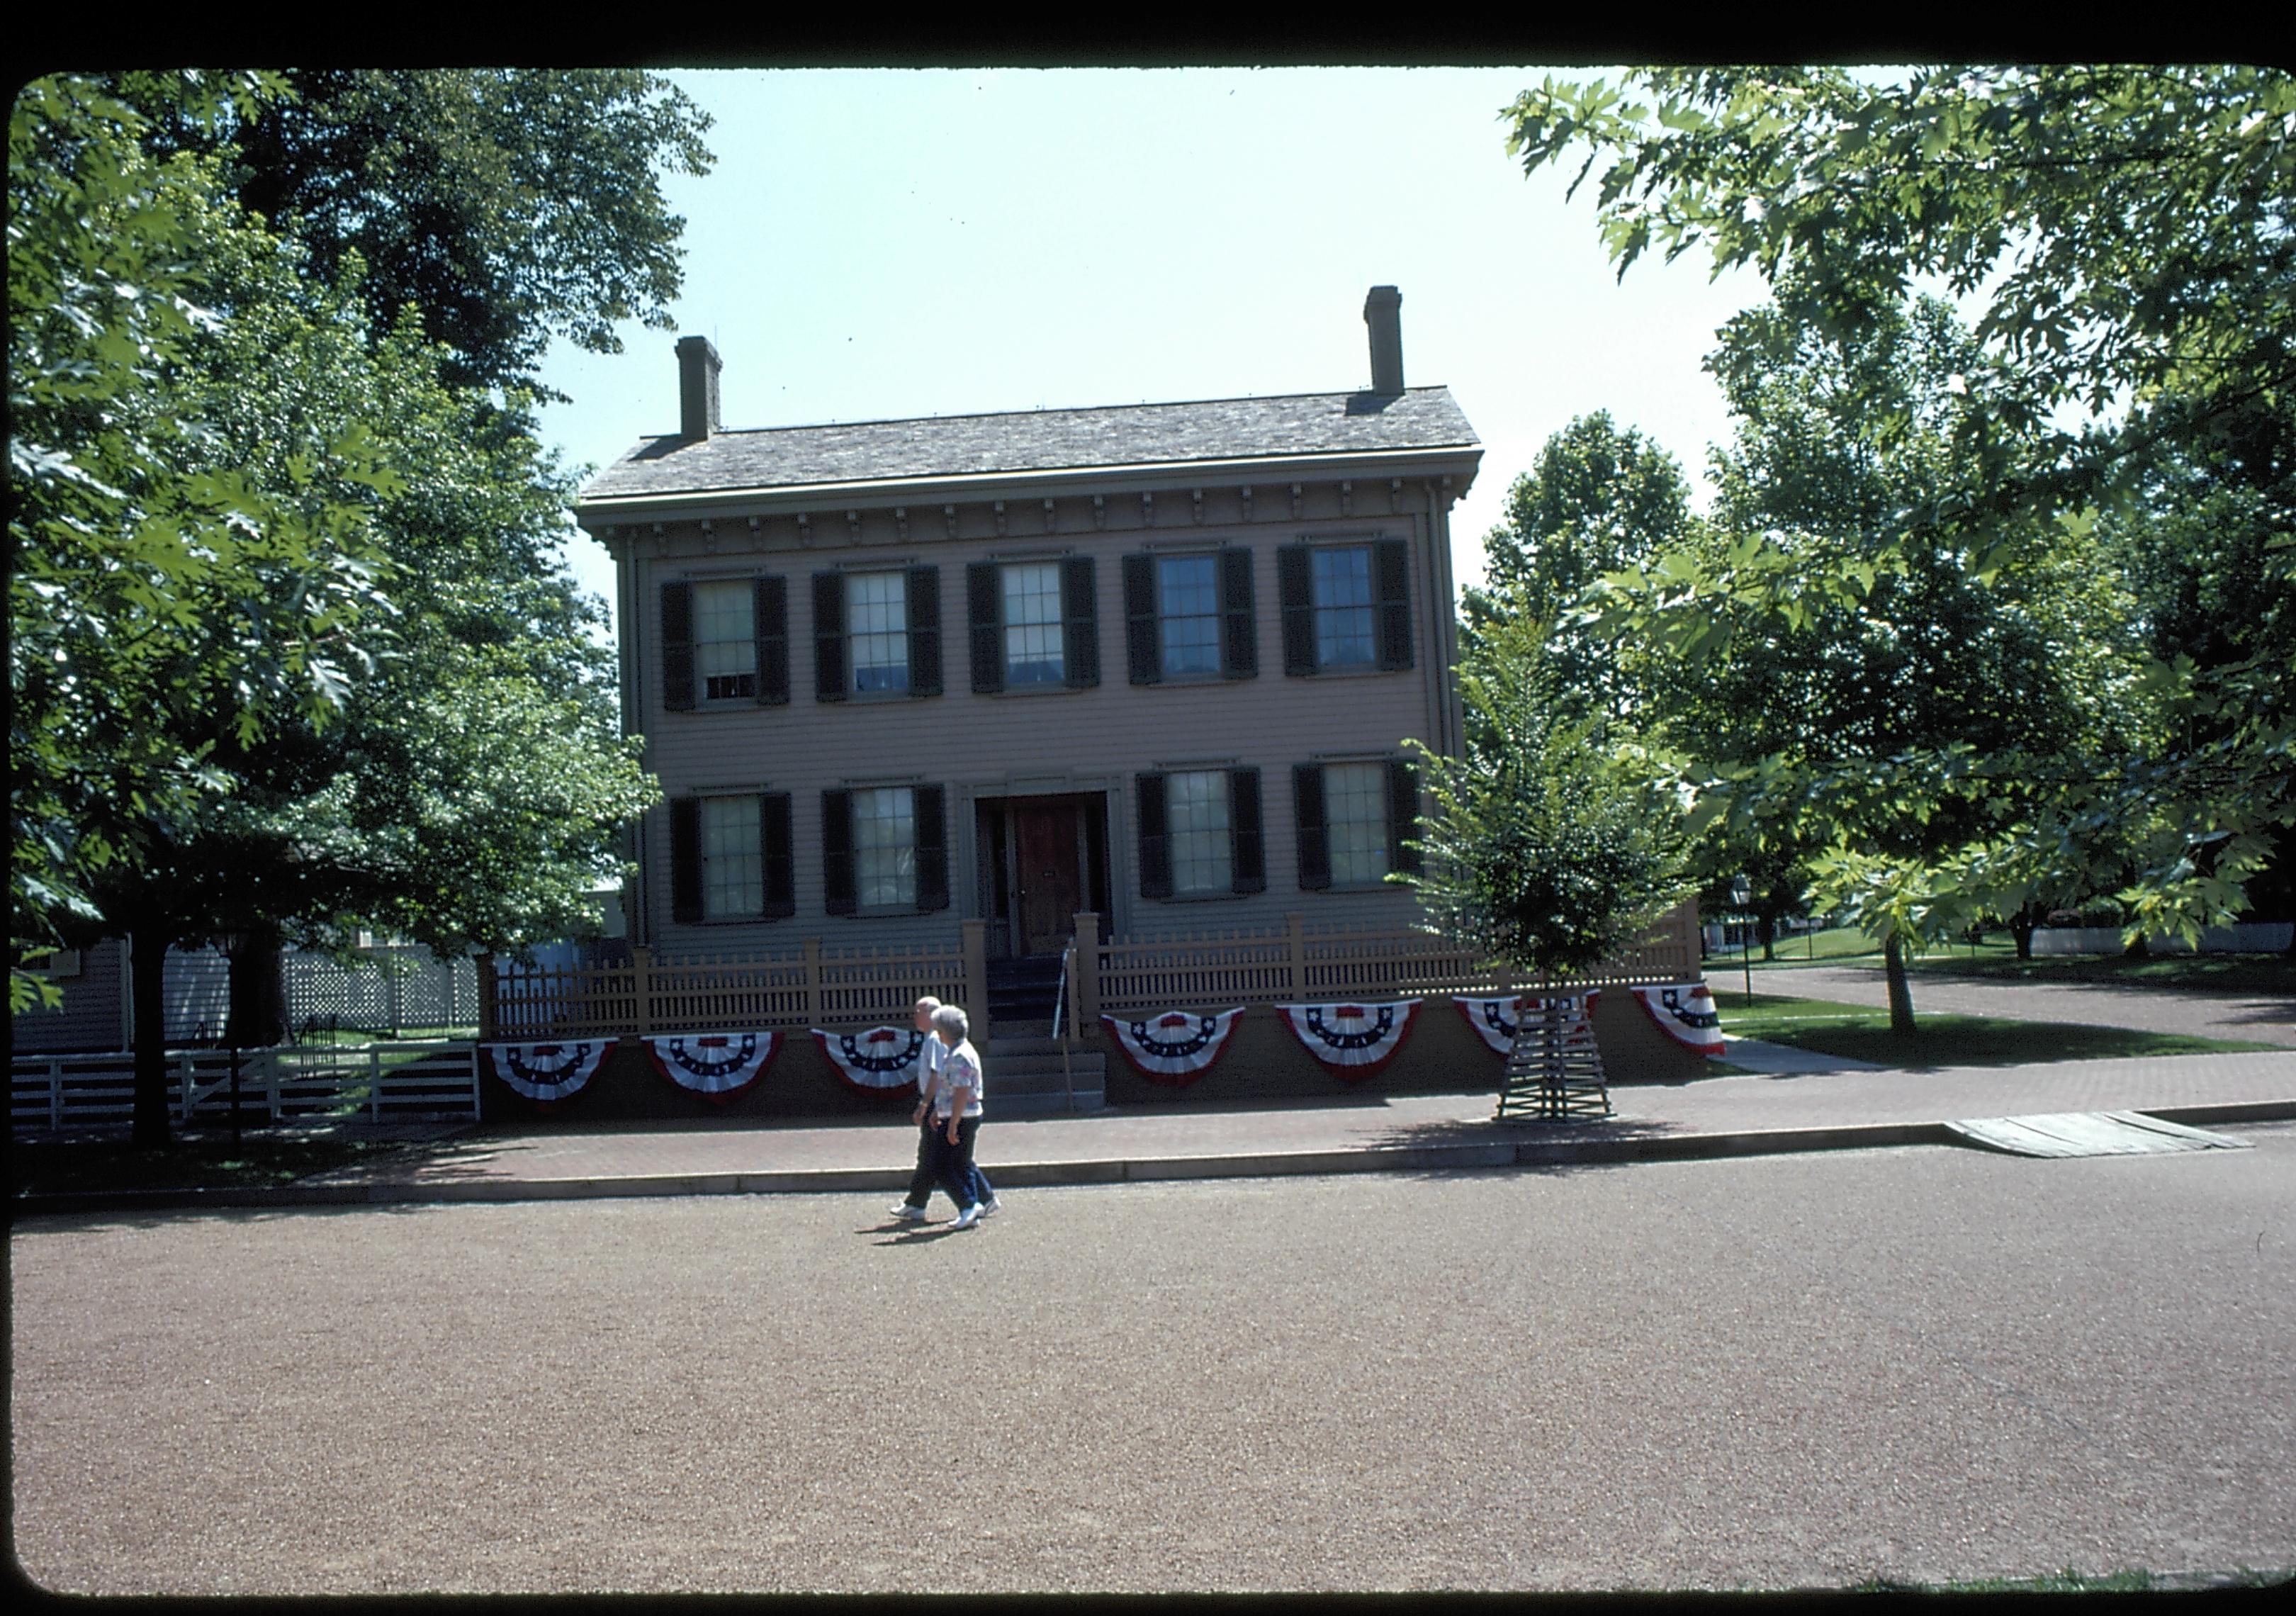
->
xmin=16 ymin=1099 xmax=2293 ymax=1219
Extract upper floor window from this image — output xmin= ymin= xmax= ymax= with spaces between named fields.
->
xmin=1311 ymin=546 xmax=1376 ymax=668
xmin=967 ymin=556 xmax=1098 ymax=694
xmin=1001 ymin=561 xmax=1066 ymax=685
xmin=1278 ymin=538 xmax=1413 ymax=675
xmin=814 ymin=566 xmax=942 ymax=702
xmin=660 ymin=576 xmax=789 ymax=712
xmin=694 ymin=580 xmax=759 ymax=702
xmin=1157 ymin=555 xmax=1222 ymax=676
xmin=1122 ymin=547 xmax=1256 ymax=683
xmin=850 ymin=571 xmax=910 ymax=694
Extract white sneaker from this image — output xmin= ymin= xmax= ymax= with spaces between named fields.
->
xmin=950 ymin=1204 xmax=981 ymax=1230
xmin=889 ymin=1203 xmax=929 ymax=1223
xmin=979 ymin=1196 xmax=1002 ymax=1218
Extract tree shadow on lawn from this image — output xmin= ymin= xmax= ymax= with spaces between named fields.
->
xmin=1760 ymin=1017 xmax=2275 ymax=1070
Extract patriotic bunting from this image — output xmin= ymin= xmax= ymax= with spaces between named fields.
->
xmin=811 ymin=1025 xmax=929 ymax=1092
xmin=1278 ymin=1000 xmax=1419 ymax=1080
xmin=1454 ymin=991 xmax=1602 ymax=1055
xmin=644 ymin=1031 xmax=780 ymax=1102
xmin=1631 ymin=983 xmax=1726 ymax=1055
xmin=485 ymin=1040 xmax=608 ymax=1108
xmin=1103 ymin=1006 xmax=1247 ymax=1085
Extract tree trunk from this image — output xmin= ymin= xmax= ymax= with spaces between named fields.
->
xmin=1758 ymin=911 xmax=1777 ymax=961
xmin=1883 ymin=933 xmax=1916 ymax=1037
xmin=2010 ymin=905 xmax=2035 ymax=961
xmin=128 ymin=924 xmax=172 ymax=1148
xmin=226 ymin=926 xmax=288 ymax=1049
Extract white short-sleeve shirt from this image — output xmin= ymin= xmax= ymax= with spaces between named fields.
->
xmin=915 ymin=1027 xmax=947 ymax=1096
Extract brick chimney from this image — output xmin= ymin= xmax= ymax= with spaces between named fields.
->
xmin=1363 ymin=286 xmax=1403 ymax=395
xmin=676 ymin=335 xmax=722 ymax=439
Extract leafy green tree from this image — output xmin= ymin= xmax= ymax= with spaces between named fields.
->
xmin=1403 ymin=607 xmax=1689 ymax=984
xmin=135 ymin=69 xmax=715 ymax=396
xmin=1503 ymin=64 xmax=2296 ymax=972
xmin=10 ymin=74 xmax=392 ymax=1017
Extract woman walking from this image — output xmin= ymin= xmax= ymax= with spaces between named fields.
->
xmin=891 ymin=997 xmax=997 ymax=1223
xmin=925 ymin=1003 xmax=988 ymax=1230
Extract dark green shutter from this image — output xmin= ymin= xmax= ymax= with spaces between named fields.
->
xmin=1385 ymin=759 xmax=1422 ymax=875
xmin=914 ymin=785 xmax=949 ymax=911
xmin=1375 ymin=537 xmax=1413 ymax=670
xmin=1122 ymin=554 xmax=1159 ymax=685
xmin=906 ymin=565 xmax=942 ymax=697
xmin=661 ymin=581 xmax=695 ymax=711
xmin=821 ymin=789 xmax=856 ymax=915
xmin=1062 ymin=556 xmax=1099 ymax=688
xmin=1228 ymin=767 xmax=1265 ymax=894
xmin=1135 ymin=773 xmax=1171 ymax=899
xmin=1220 ymin=546 xmax=1256 ymax=679
xmin=1293 ymin=764 xmax=1331 ymax=891
xmin=813 ymin=573 xmax=846 ymax=701
xmin=754 ymin=576 xmax=789 ymax=705
xmin=968 ymin=561 xmax=1003 ymax=693
xmin=761 ymin=792 xmax=795 ymax=917
xmin=1278 ymin=544 xmax=1315 ymax=675
xmin=670 ymin=797 xmax=704 ymax=921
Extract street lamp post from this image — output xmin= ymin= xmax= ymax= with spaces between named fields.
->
xmin=1730 ymin=877 xmax=1753 ymax=1004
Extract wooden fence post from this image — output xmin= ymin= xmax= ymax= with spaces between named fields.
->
xmin=1071 ymin=911 xmax=1100 ymax=1028
xmin=631 ymin=946 xmax=653 ymax=1036
xmin=1286 ymin=912 xmax=1307 ymax=999
xmin=475 ymin=953 xmax=497 ymax=1042
xmin=801 ymin=937 xmax=822 ymax=1026
xmin=960 ymin=919 xmax=989 ymax=1042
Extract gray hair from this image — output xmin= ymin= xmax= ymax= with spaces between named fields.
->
xmin=913 ymin=995 xmax=940 ymax=1013
xmin=930 ymin=1004 xmax=969 ymax=1041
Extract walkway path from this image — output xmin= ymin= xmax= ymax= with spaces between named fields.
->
xmin=1749 ymin=961 xmax=2296 ymax=1046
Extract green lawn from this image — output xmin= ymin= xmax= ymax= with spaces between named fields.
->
xmin=1735 ymin=926 xmax=2292 ymax=996
xmin=1713 ymin=991 xmax=2274 ymax=1070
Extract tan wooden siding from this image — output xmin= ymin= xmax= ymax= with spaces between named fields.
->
xmin=628 ymin=514 xmax=1461 ymax=954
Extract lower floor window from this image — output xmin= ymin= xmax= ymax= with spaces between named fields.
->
xmin=855 ymin=786 xmax=917 ymax=909
xmin=1166 ymin=770 xmax=1231 ymax=895
xmin=1322 ymin=762 xmax=1389 ymax=886
xmin=702 ymin=795 xmax=763 ymax=918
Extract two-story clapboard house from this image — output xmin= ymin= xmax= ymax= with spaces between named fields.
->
xmin=575 ymin=288 xmax=1482 ymax=975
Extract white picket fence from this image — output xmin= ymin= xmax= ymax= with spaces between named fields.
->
xmin=10 ymin=1041 xmax=481 ymax=1136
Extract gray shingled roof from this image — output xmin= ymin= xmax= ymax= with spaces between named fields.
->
xmin=579 ymin=387 xmax=1478 ymax=503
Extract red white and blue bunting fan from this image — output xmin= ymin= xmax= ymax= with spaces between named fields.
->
xmin=644 ymin=1031 xmax=780 ymax=1103
xmin=1455 ymin=991 xmax=1602 ymax=1056
xmin=485 ymin=1040 xmax=607 ymax=1108
xmin=1630 ymin=982 xmax=1726 ymax=1055
xmin=811 ymin=1025 xmax=928 ymax=1093
xmin=1278 ymin=1000 xmax=1419 ymax=1080
xmin=1102 ymin=1006 xmax=1247 ymax=1086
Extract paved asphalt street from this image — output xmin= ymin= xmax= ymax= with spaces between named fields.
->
xmin=13 ymin=1123 xmax=2294 ymax=1594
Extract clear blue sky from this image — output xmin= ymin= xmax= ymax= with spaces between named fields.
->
xmin=535 ymin=68 xmax=1770 ymax=635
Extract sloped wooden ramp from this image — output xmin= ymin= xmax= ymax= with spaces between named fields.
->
xmin=1944 ymin=1111 xmax=2251 ymax=1158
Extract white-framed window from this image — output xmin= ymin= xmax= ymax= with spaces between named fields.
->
xmin=855 ymin=786 xmax=918 ymax=909
xmin=693 ymin=580 xmax=758 ymax=702
xmin=1157 ymin=554 xmax=1222 ymax=676
xmin=1167 ymin=770 xmax=1232 ymax=896
xmin=1311 ymin=545 xmax=1376 ymax=668
xmin=702 ymin=795 xmax=764 ymax=919
xmin=850 ymin=571 xmax=909 ymax=695
xmin=1322 ymin=762 xmax=1389 ymax=887
xmin=1002 ymin=561 xmax=1065 ymax=685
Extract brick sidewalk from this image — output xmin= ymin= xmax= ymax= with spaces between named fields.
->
xmin=286 ymin=1049 xmax=2296 ymax=1195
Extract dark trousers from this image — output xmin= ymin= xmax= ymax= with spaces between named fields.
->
xmin=928 ymin=1114 xmax=983 ymax=1212
xmin=905 ymin=1117 xmax=992 ymax=1208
